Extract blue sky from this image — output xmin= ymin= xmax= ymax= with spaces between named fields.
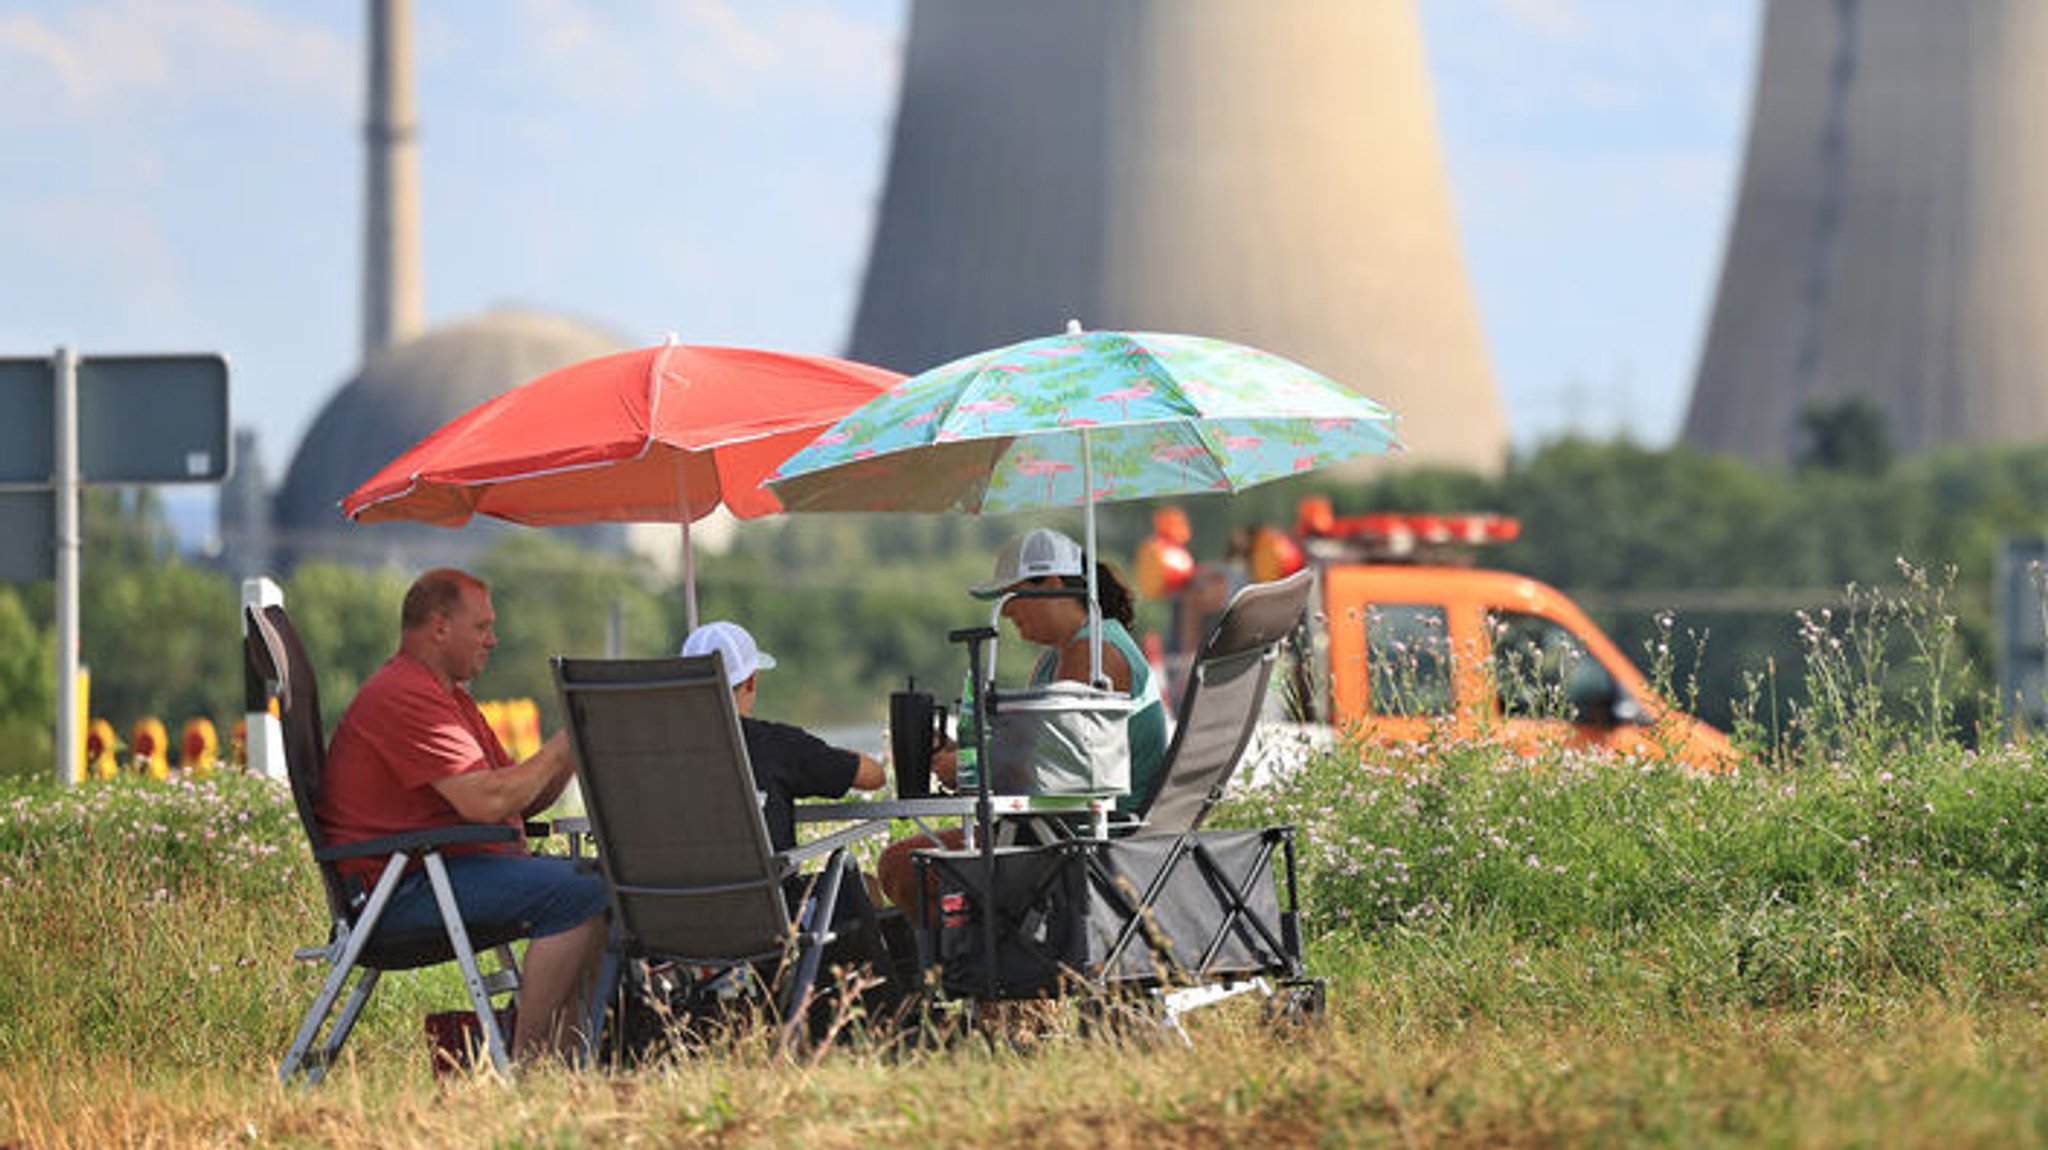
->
xmin=0 ymin=0 xmax=1760 ymax=502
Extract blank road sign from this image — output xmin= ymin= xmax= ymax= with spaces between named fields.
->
xmin=0 ymin=352 xmax=230 ymax=488
xmin=0 ymin=491 xmax=54 ymax=580
xmin=0 ymin=359 xmax=55 ymax=484
xmin=79 ymin=354 xmax=231 ymax=484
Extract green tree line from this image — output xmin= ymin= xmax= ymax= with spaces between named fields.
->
xmin=5 ymin=435 xmax=2048 ymax=782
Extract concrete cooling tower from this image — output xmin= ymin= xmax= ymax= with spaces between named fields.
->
xmin=1686 ymin=0 xmax=2048 ymax=466
xmin=846 ymin=0 xmax=1507 ymax=473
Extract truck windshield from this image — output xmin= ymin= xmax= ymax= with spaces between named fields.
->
xmin=1365 ymin=603 xmax=1452 ymax=717
xmin=1490 ymin=610 xmax=1623 ymax=722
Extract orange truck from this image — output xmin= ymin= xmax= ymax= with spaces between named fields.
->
xmin=1137 ymin=499 xmax=1738 ymax=772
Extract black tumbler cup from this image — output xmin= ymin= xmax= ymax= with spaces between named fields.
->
xmin=888 ymin=686 xmax=938 ymax=798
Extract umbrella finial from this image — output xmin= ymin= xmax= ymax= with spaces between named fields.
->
xmin=1066 ymin=317 xmax=1084 ymax=335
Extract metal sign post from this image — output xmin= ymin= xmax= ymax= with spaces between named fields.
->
xmin=0 ymin=348 xmax=230 ymax=785
xmin=1996 ymin=537 xmax=2048 ymax=731
xmin=54 ymin=348 xmax=80 ymax=787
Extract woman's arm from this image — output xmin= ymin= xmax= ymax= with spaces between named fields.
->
xmin=1052 ymin=636 xmax=1132 ymax=692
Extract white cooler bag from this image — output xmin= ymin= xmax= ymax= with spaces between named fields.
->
xmin=986 ymin=681 xmax=1132 ymax=797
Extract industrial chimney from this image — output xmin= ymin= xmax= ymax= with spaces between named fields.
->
xmin=846 ymin=0 xmax=1507 ymax=473
xmin=362 ymin=0 xmax=424 ymax=360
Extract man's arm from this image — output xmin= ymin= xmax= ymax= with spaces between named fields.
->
xmin=522 ymin=731 xmax=579 ymax=816
xmin=430 ymin=731 xmax=576 ymax=824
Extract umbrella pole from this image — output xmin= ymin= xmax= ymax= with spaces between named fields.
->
xmin=681 ymin=518 xmax=698 ymax=633
xmin=677 ymin=451 xmax=699 ymax=633
xmin=1082 ymin=428 xmax=1104 ymax=688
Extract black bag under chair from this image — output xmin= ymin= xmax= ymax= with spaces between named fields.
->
xmin=916 ymin=825 xmax=1316 ymax=1029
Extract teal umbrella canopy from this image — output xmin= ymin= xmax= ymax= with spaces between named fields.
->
xmin=769 ymin=324 xmax=1401 ymax=684
xmin=768 ymin=326 xmax=1401 ymax=516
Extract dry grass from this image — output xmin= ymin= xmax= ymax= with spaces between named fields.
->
xmin=9 ymin=992 xmax=2048 ymax=1148
xmin=19 ymin=632 xmax=2048 ymax=1150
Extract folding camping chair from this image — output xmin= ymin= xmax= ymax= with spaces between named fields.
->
xmin=1131 ymin=567 xmax=1314 ymax=833
xmin=915 ymin=570 xmax=1321 ymax=1026
xmin=551 ymin=653 xmax=907 ymax=1057
xmin=249 ymin=604 xmax=530 ymax=1085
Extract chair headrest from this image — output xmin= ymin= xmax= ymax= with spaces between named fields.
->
xmin=245 ymin=604 xmax=289 ymax=701
xmin=1200 ymin=568 xmax=1313 ymax=663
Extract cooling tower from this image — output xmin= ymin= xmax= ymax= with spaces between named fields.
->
xmin=846 ymin=0 xmax=1506 ymax=473
xmin=1685 ymin=0 xmax=2048 ymax=466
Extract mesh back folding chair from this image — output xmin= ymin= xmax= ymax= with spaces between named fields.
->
xmin=1133 ymin=568 xmax=1314 ymax=833
xmin=552 ymin=654 xmax=903 ymax=1055
xmin=249 ymin=605 xmax=530 ymax=1085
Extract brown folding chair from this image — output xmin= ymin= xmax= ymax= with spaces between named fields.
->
xmin=249 ymin=604 xmax=530 ymax=1085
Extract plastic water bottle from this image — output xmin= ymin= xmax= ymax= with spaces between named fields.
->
xmin=956 ymin=669 xmax=980 ymax=792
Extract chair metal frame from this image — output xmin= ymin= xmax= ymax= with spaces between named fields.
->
xmin=248 ymin=604 xmax=528 ymax=1085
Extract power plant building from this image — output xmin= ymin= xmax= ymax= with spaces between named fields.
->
xmin=1685 ymin=0 xmax=2048 ymax=466
xmin=847 ymin=0 xmax=1508 ymax=474
xmin=260 ymin=0 xmax=627 ymax=570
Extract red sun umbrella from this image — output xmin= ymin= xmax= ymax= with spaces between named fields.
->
xmin=342 ymin=337 xmax=904 ymax=627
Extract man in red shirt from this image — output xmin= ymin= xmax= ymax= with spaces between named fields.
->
xmin=322 ymin=568 xmax=607 ymax=1064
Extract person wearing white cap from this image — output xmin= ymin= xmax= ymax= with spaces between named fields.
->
xmin=680 ymin=620 xmax=885 ymax=858
xmin=876 ymin=528 xmax=1168 ymax=922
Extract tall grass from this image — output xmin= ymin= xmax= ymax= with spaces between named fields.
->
xmin=12 ymin=567 xmax=2048 ymax=1145
xmin=1227 ymin=739 xmax=2048 ymax=1019
xmin=0 ymin=773 xmax=475 ymax=1077
xmin=1226 ymin=560 xmax=2048 ymax=1024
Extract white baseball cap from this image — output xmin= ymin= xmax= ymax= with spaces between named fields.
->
xmin=680 ymin=620 xmax=778 ymax=687
xmin=971 ymin=528 xmax=1086 ymax=599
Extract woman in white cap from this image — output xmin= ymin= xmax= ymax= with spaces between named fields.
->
xmin=876 ymin=528 xmax=1168 ymax=922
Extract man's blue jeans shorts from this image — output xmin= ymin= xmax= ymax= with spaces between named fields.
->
xmin=375 ymin=853 xmax=608 ymax=940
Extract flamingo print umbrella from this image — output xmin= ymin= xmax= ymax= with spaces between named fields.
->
xmin=767 ymin=323 xmax=1402 ymax=680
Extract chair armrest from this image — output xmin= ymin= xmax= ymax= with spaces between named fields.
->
xmin=785 ymin=819 xmax=890 ymax=867
xmin=312 ymin=823 xmax=521 ymax=862
xmin=529 ymin=815 xmax=595 ymax=860
xmin=1103 ymin=811 xmax=1144 ymax=835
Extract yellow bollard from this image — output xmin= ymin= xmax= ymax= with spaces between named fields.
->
xmin=131 ymin=717 xmax=170 ymax=781
xmin=84 ymin=718 xmax=121 ymax=782
xmin=74 ymin=666 xmax=91 ymax=785
xmin=180 ymin=717 xmax=219 ymax=779
xmin=478 ymin=698 xmax=543 ymax=760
